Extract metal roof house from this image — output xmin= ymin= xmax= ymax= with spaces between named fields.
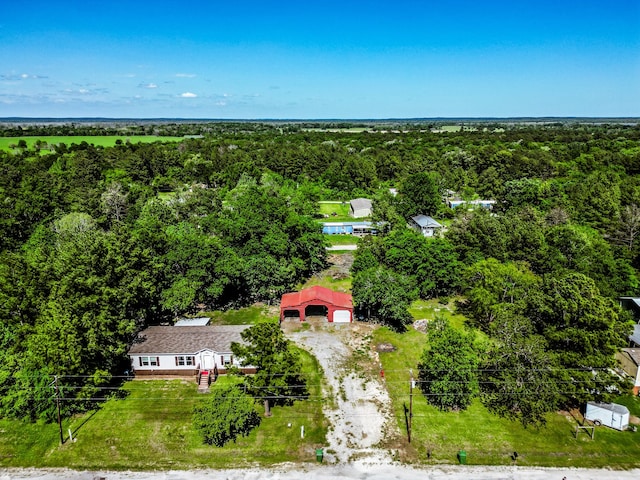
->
xmin=280 ymin=285 xmax=353 ymax=323
xmin=409 ymin=214 xmax=443 ymax=237
xmin=128 ymin=325 xmax=254 ymax=377
xmin=322 ymin=221 xmax=377 ymax=236
xmin=349 ymin=198 xmax=372 ymax=218
xmin=447 ymin=199 xmax=496 ymax=210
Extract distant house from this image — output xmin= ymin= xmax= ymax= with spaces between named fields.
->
xmin=322 ymin=221 xmax=378 ymax=236
xmin=349 ymin=198 xmax=372 ymax=218
xmin=128 ymin=325 xmax=254 ymax=377
xmin=409 ymin=214 xmax=443 ymax=237
xmin=617 ymin=348 xmax=640 ymax=395
xmin=447 ymin=198 xmax=496 ymax=210
xmin=280 ymin=285 xmax=353 ymax=323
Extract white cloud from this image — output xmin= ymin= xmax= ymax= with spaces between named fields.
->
xmin=175 ymin=73 xmax=196 ymax=78
xmin=140 ymin=83 xmax=158 ymax=89
xmin=1 ymin=73 xmax=48 ymax=81
xmin=180 ymin=92 xmax=197 ymax=98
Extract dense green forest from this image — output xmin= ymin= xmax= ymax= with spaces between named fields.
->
xmin=1 ymin=120 xmax=639 ymax=422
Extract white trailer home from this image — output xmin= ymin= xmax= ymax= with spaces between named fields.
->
xmin=584 ymin=402 xmax=630 ymax=431
xmin=128 ymin=325 xmax=255 ymax=377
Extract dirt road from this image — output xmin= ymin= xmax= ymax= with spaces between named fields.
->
xmin=286 ymin=323 xmax=396 ymax=463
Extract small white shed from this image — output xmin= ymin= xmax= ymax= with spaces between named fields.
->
xmin=585 ymin=402 xmax=630 ymax=430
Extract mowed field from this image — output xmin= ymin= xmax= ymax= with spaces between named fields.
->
xmin=0 ymin=135 xmax=183 ymax=151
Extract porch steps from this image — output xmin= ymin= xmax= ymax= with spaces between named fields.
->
xmin=198 ymin=371 xmax=210 ymax=392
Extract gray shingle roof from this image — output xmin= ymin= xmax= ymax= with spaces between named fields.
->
xmin=128 ymin=325 xmax=249 ymax=355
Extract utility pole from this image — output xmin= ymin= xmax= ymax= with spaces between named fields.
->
xmin=409 ymin=369 xmax=414 ymax=443
xmin=53 ymin=375 xmax=64 ymax=445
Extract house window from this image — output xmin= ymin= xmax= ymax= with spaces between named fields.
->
xmin=139 ymin=356 xmax=160 ymax=367
xmin=175 ymin=356 xmax=195 ymax=366
xmin=220 ymin=354 xmax=233 ymax=366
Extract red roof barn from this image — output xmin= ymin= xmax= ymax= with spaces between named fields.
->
xmin=280 ymin=286 xmax=353 ymax=323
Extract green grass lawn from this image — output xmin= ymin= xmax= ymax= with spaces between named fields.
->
xmin=0 ymin=349 xmax=326 ymax=470
xmin=199 ymin=304 xmax=279 ymax=325
xmin=374 ymin=323 xmax=640 ymax=468
xmin=614 ymin=394 xmax=640 ymax=417
xmin=301 ymin=274 xmax=352 ymax=293
xmin=0 ymin=135 xmax=183 ymax=152
xmin=318 ymin=201 xmax=353 ymax=222
xmin=408 ymin=298 xmax=467 ymax=329
xmin=325 ymin=234 xmax=360 ymax=246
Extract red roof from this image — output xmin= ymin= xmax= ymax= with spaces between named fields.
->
xmin=280 ymin=285 xmax=352 ymax=310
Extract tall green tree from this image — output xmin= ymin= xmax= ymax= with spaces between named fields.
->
xmin=396 ymin=171 xmax=441 ymax=219
xmin=231 ymin=322 xmax=307 ymax=416
xmin=352 ymin=266 xmax=417 ymax=331
xmin=161 ymin=222 xmax=241 ymax=313
xmin=460 ymin=259 xmax=541 ymax=332
xmin=418 ymin=319 xmax=479 ymax=411
xmin=481 ymin=312 xmax=559 ymax=428
xmin=536 ymin=272 xmax=632 ymax=405
xmin=417 ymin=238 xmax=463 ymax=298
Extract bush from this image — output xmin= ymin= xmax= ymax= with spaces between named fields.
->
xmin=193 ymin=383 xmax=261 ymax=446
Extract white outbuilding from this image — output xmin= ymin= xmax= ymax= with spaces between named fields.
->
xmin=349 ymin=198 xmax=372 ymax=218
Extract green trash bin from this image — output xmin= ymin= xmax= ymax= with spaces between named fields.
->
xmin=316 ymin=448 xmax=324 ymax=463
xmin=458 ymin=450 xmax=467 ymax=464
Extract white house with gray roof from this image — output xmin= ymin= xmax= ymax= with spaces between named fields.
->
xmin=349 ymin=198 xmax=372 ymax=218
xmin=128 ymin=325 xmax=254 ymax=377
xmin=409 ymin=214 xmax=443 ymax=237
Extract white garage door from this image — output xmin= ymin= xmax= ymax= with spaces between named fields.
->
xmin=333 ymin=310 xmax=351 ymax=323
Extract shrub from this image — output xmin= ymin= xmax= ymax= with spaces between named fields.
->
xmin=193 ymin=383 xmax=260 ymax=446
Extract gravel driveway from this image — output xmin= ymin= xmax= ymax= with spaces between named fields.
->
xmin=285 ymin=322 xmax=396 ymax=463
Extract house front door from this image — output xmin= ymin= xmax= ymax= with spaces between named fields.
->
xmin=202 ymin=353 xmax=214 ymax=370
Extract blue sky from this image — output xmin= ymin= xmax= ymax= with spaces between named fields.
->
xmin=1 ymin=0 xmax=639 ymax=118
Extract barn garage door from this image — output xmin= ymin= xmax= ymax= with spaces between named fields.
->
xmin=333 ymin=310 xmax=351 ymax=323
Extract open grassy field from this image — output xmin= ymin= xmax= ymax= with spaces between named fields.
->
xmin=201 ymin=304 xmax=279 ymax=325
xmin=0 ymin=135 xmax=183 ymax=152
xmin=0 ymin=350 xmax=326 ymax=470
xmin=318 ymin=201 xmax=352 ymax=222
xmin=373 ymin=303 xmax=640 ymax=468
